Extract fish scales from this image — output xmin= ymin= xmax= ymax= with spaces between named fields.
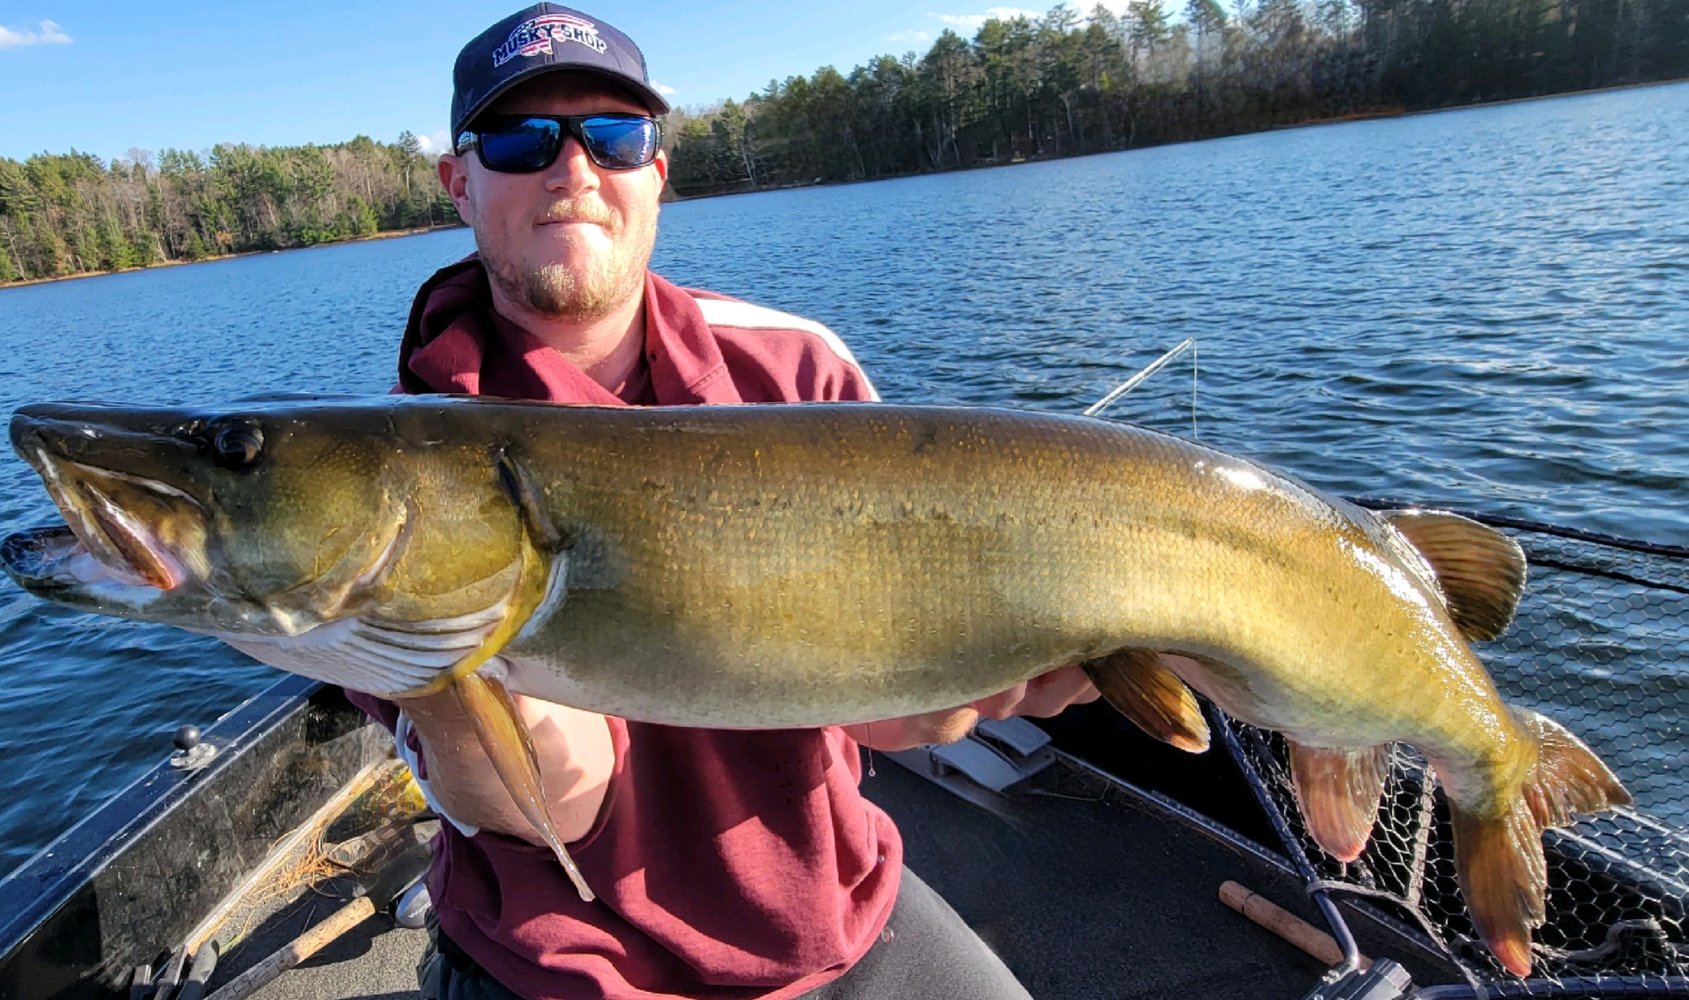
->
xmin=3 ymin=396 xmax=1629 ymax=972
xmin=395 ymin=405 xmax=1446 ymax=746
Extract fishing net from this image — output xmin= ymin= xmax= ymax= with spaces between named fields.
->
xmin=1223 ymin=510 xmax=1689 ymax=998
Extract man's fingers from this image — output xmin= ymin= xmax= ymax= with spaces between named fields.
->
xmin=974 ymin=682 xmax=1029 ymax=720
xmin=848 ymin=664 xmax=1103 ymax=752
xmin=926 ymin=706 xmax=981 ymax=744
xmin=845 ymin=705 xmax=980 ymax=750
xmin=1001 ymin=667 xmax=1101 ymax=718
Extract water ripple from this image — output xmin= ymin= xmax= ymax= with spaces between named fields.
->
xmin=0 ymin=84 xmax=1685 ymax=870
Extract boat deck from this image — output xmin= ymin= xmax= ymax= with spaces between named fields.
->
xmin=223 ymin=752 xmax=1347 ymax=1000
xmin=8 ymin=511 xmax=1680 ymax=999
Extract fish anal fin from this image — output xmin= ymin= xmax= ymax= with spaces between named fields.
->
xmin=1380 ymin=509 xmax=1526 ymax=642
xmin=1286 ymin=742 xmax=1387 ymax=863
xmin=1449 ymin=800 xmax=1544 ymax=977
xmin=449 ymin=670 xmax=596 ymax=902
xmin=1083 ymin=649 xmax=1210 ymax=753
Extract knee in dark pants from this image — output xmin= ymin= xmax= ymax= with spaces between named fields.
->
xmin=417 ymin=913 xmax=524 ymax=1000
xmin=416 ymin=912 xmax=447 ymax=1000
xmin=804 ymin=868 xmax=1032 ymax=1000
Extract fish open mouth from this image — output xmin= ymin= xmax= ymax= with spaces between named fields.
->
xmin=64 ymin=478 xmax=186 ymax=589
xmin=6 ymin=454 xmax=201 ymax=595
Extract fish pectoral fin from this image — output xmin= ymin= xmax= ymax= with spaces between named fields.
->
xmin=393 ymin=538 xmax=591 ymax=898
xmin=1083 ymin=649 xmax=1210 ymax=753
xmin=448 ymin=669 xmax=596 ymax=902
xmin=1449 ymin=799 xmax=1544 ymax=977
xmin=1286 ymin=742 xmax=1388 ymax=863
xmin=1380 ymin=509 xmax=1526 ymax=642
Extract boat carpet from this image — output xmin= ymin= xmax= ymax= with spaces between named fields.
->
xmin=864 ymin=751 xmax=1334 ymax=999
xmin=233 ymin=755 xmax=1342 ymax=1000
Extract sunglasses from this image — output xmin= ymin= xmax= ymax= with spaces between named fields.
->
xmin=456 ymin=114 xmax=662 ymax=173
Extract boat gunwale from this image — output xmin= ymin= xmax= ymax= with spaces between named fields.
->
xmin=0 ymin=674 xmax=382 ymax=998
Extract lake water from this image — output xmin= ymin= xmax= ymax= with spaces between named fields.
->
xmin=0 ymin=84 xmax=1684 ymax=876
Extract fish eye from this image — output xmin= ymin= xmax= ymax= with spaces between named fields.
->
xmin=210 ymin=420 xmax=264 ymax=472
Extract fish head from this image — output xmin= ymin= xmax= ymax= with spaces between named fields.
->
xmin=3 ymin=396 xmax=534 ymax=639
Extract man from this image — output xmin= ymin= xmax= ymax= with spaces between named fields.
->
xmin=349 ymin=6 xmax=1100 ymax=998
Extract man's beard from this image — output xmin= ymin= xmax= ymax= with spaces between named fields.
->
xmin=482 ymin=207 xmax=656 ymax=321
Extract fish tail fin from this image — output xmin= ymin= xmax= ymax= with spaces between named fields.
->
xmin=452 ymin=670 xmax=596 ymax=902
xmin=1287 ymin=742 xmax=1388 ymax=863
xmin=1450 ymin=708 xmax=1630 ymax=977
xmin=1449 ymin=798 xmax=1544 ymax=977
xmin=1511 ymin=707 xmax=1632 ymax=828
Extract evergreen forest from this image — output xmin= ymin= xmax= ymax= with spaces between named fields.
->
xmin=665 ymin=0 xmax=1688 ymax=194
xmin=2 ymin=0 xmax=1684 ymax=284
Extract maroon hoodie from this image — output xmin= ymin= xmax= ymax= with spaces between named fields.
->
xmin=349 ymin=258 xmax=899 ymax=1000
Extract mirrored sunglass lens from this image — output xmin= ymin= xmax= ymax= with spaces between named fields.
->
xmin=580 ymin=117 xmax=657 ymax=168
xmin=481 ymin=119 xmax=562 ymax=171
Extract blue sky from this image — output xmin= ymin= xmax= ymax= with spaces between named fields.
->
xmin=0 ymin=1 xmax=1108 ymax=164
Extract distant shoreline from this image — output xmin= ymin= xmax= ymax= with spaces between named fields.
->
xmin=6 ymin=77 xmax=1684 ymax=287
xmin=664 ymin=76 xmax=1689 ymax=200
xmin=0 ymin=224 xmax=466 ymax=290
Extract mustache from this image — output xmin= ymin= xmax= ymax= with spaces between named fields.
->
xmin=537 ymin=201 xmax=617 ymax=226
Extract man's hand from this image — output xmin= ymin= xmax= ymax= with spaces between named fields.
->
xmin=841 ymin=664 xmax=1100 ymax=751
xmin=400 ymin=686 xmax=615 ymax=844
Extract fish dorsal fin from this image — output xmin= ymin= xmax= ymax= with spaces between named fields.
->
xmin=1083 ymin=648 xmax=1211 ymax=753
xmin=1380 ymin=509 xmax=1527 ymax=642
xmin=1286 ymin=742 xmax=1388 ymax=863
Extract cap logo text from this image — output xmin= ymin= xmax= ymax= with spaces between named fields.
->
xmin=493 ymin=14 xmax=607 ymax=67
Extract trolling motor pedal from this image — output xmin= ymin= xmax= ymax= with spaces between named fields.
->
xmin=1300 ymin=959 xmax=1416 ymax=1000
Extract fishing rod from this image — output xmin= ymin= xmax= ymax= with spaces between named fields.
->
xmin=1083 ymin=336 xmax=1197 ymax=425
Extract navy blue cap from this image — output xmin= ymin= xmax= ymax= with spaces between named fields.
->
xmin=450 ymin=4 xmax=669 ymax=145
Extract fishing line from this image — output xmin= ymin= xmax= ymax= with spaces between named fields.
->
xmin=1084 ymin=337 xmax=1198 ymax=436
xmin=1189 ymin=340 xmax=1201 ymax=442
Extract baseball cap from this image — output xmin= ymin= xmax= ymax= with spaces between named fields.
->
xmin=450 ymin=4 xmax=670 ymax=144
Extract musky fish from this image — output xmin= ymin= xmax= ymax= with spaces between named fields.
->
xmin=1 ymin=395 xmax=1629 ymax=976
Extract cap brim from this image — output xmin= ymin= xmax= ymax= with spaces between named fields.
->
xmin=455 ymin=63 xmax=670 ymax=137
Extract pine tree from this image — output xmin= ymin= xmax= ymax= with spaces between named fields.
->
xmin=97 ymin=216 xmax=135 ymax=270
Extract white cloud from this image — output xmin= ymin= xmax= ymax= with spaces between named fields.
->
xmin=887 ymin=30 xmax=931 ymax=44
xmin=653 ymin=81 xmax=676 ymax=97
xmin=0 ymin=19 xmax=71 ymax=49
xmin=935 ymin=7 xmax=1042 ymax=30
xmin=413 ymin=129 xmax=453 ymax=156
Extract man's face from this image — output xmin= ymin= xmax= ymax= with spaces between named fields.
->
xmin=439 ymin=75 xmax=668 ymax=321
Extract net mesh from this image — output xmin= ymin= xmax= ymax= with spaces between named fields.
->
xmin=1222 ymin=511 xmax=1689 ymax=996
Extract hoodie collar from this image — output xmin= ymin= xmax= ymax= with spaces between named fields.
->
xmin=397 ymin=256 xmax=737 ymax=405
